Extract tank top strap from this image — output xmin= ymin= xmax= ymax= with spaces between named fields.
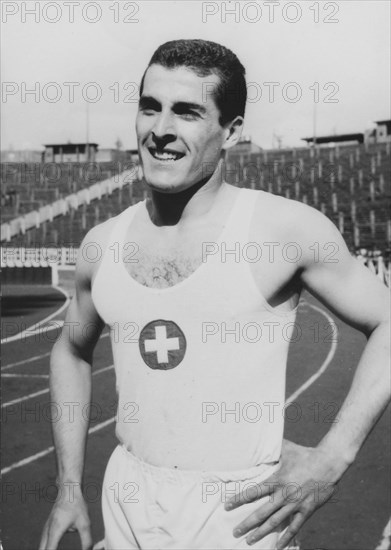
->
xmin=109 ymin=200 xmax=145 ymax=247
xmin=93 ymin=200 xmax=145 ymax=287
xmin=221 ymin=187 xmax=259 ymax=245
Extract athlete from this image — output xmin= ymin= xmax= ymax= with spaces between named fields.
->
xmin=39 ymin=39 xmax=390 ymax=550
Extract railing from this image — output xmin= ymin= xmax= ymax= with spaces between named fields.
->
xmin=1 ymin=247 xmax=390 ymax=287
xmin=1 ymin=246 xmax=78 ymax=267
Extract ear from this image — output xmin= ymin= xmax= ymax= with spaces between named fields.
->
xmin=222 ymin=116 xmax=244 ymax=151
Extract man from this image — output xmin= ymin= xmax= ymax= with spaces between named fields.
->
xmin=39 ymin=39 xmax=390 ymax=550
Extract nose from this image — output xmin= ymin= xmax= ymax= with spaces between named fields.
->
xmin=152 ymin=111 xmax=176 ymax=145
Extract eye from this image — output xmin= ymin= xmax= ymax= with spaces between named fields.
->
xmin=175 ymin=107 xmax=199 ymax=120
xmin=180 ymin=112 xmax=198 ymax=120
xmin=139 ymin=105 xmax=157 ymax=116
xmin=138 ymin=98 xmax=160 ymax=115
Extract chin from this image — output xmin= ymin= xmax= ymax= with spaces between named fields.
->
xmin=142 ymin=168 xmax=190 ymax=193
xmin=144 ymin=175 xmax=189 ymax=194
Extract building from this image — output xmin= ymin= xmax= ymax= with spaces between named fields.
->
xmin=43 ymin=142 xmax=98 ymax=163
xmin=302 ymin=133 xmax=364 ymax=146
xmin=126 ymin=149 xmax=139 ymax=163
xmin=365 ymin=120 xmax=391 ymax=144
xmin=302 ymin=120 xmax=391 ymax=147
xmin=42 ymin=143 xmax=139 ymax=164
xmin=229 ymin=136 xmax=263 ymax=154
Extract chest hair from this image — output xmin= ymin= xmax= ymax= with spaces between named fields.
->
xmin=124 ymin=249 xmax=202 ymax=288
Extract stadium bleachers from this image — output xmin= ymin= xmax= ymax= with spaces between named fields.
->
xmin=225 ymin=142 xmax=390 ymax=253
xmin=2 ymin=178 xmax=146 ymax=247
xmin=1 ymin=143 xmax=390 ymax=256
xmin=1 ymin=161 xmax=134 ymax=222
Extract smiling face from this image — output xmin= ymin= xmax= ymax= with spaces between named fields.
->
xmin=136 ymin=64 xmax=241 ymax=193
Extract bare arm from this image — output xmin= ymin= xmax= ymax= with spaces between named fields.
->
xmin=39 ymin=226 xmax=107 ymax=550
xmin=227 ymin=204 xmax=390 ymax=548
xmin=299 ymin=210 xmax=390 ymax=468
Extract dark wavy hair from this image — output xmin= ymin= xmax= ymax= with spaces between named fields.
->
xmin=139 ymin=39 xmax=247 ymax=126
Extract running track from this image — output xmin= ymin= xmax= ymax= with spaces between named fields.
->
xmin=1 ymin=274 xmax=390 ymax=550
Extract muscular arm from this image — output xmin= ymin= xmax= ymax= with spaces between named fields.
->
xmin=50 ymin=250 xmax=104 ymax=487
xmin=227 ymin=202 xmax=390 ymax=548
xmin=299 ymin=209 xmax=390 ymax=472
xmin=40 ymin=226 xmax=108 ymax=550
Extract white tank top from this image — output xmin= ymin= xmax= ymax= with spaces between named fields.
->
xmin=92 ymin=188 xmax=298 ymax=471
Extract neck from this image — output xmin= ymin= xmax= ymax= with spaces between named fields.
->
xmin=145 ymin=160 xmax=225 ymax=226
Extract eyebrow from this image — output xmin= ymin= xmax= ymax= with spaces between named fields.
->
xmin=139 ymin=95 xmax=160 ymax=109
xmin=139 ymin=95 xmax=207 ymax=114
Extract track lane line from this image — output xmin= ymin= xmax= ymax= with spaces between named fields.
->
xmin=3 ymin=388 xmax=50 ymax=408
xmin=2 ymin=332 xmax=109 ymax=371
xmin=2 ymin=364 xmax=114 ymax=409
xmin=1 ymin=285 xmax=70 ymax=344
xmin=287 ymin=303 xmax=338 ymax=402
xmin=2 ymin=320 xmax=65 ymax=343
xmin=2 ymin=352 xmax=51 ymax=372
xmin=3 ymin=374 xmax=49 ymax=379
xmin=1 ymin=418 xmax=116 ymax=476
xmin=375 ymin=518 xmax=391 ymax=550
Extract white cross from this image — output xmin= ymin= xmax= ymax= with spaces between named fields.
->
xmin=144 ymin=325 xmax=180 ymax=363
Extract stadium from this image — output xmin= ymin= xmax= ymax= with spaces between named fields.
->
xmin=2 ymin=126 xmax=390 ymax=549
xmin=1 ymin=2 xmax=390 ymax=548
xmin=2 ymin=123 xmax=390 ymax=280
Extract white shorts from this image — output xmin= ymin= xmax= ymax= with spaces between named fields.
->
xmin=102 ymin=445 xmax=291 ymax=550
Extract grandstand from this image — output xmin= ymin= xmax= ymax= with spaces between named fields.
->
xmin=1 ymin=140 xmax=390 ymax=284
xmin=225 ymin=141 xmax=390 ymax=253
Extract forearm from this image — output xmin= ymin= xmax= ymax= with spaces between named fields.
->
xmin=49 ymin=341 xmax=92 ymax=485
xmin=317 ymin=320 xmax=390 ymax=476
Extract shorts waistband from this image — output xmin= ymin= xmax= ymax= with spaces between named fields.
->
xmin=118 ymin=444 xmax=279 ymax=483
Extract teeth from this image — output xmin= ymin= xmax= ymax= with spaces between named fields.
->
xmin=150 ymin=149 xmax=182 ymax=161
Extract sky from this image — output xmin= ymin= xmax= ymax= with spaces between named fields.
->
xmin=1 ymin=0 xmax=390 ymax=151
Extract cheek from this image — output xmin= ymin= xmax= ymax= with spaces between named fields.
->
xmin=204 ymin=124 xmax=225 ymax=148
xmin=135 ymin=113 xmax=141 ymax=131
xmin=198 ymin=135 xmax=225 ymax=160
xmin=190 ymin=128 xmax=224 ymax=155
xmin=135 ymin=115 xmax=150 ymax=138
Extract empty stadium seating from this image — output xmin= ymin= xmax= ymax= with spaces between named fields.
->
xmin=1 ymin=161 xmax=134 ymax=222
xmin=1 ymin=143 xmax=390 ymax=257
xmin=224 ymin=142 xmax=390 ymax=254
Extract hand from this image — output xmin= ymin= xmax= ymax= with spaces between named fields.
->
xmin=225 ymin=440 xmax=341 ymax=549
xmin=39 ymin=487 xmax=92 ymax=550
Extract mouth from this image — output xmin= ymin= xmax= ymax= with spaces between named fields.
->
xmin=148 ymin=147 xmax=185 ymax=162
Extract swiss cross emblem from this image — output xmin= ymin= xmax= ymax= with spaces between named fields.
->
xmin=139 ymin=320 xmax=187 ymax=370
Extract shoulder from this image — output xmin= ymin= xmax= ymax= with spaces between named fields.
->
xmin=251 ymin=191 xmax=351 ymax=266
xmin=82 ymin=216 xmax=118 ymax=250
xmin=75 ymin=209 xmax=126 ymax=287
xmin=252 ymin=189 xmax=320 ymax=224
xmin=251 ymin=190 xmax=338 ymax=233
